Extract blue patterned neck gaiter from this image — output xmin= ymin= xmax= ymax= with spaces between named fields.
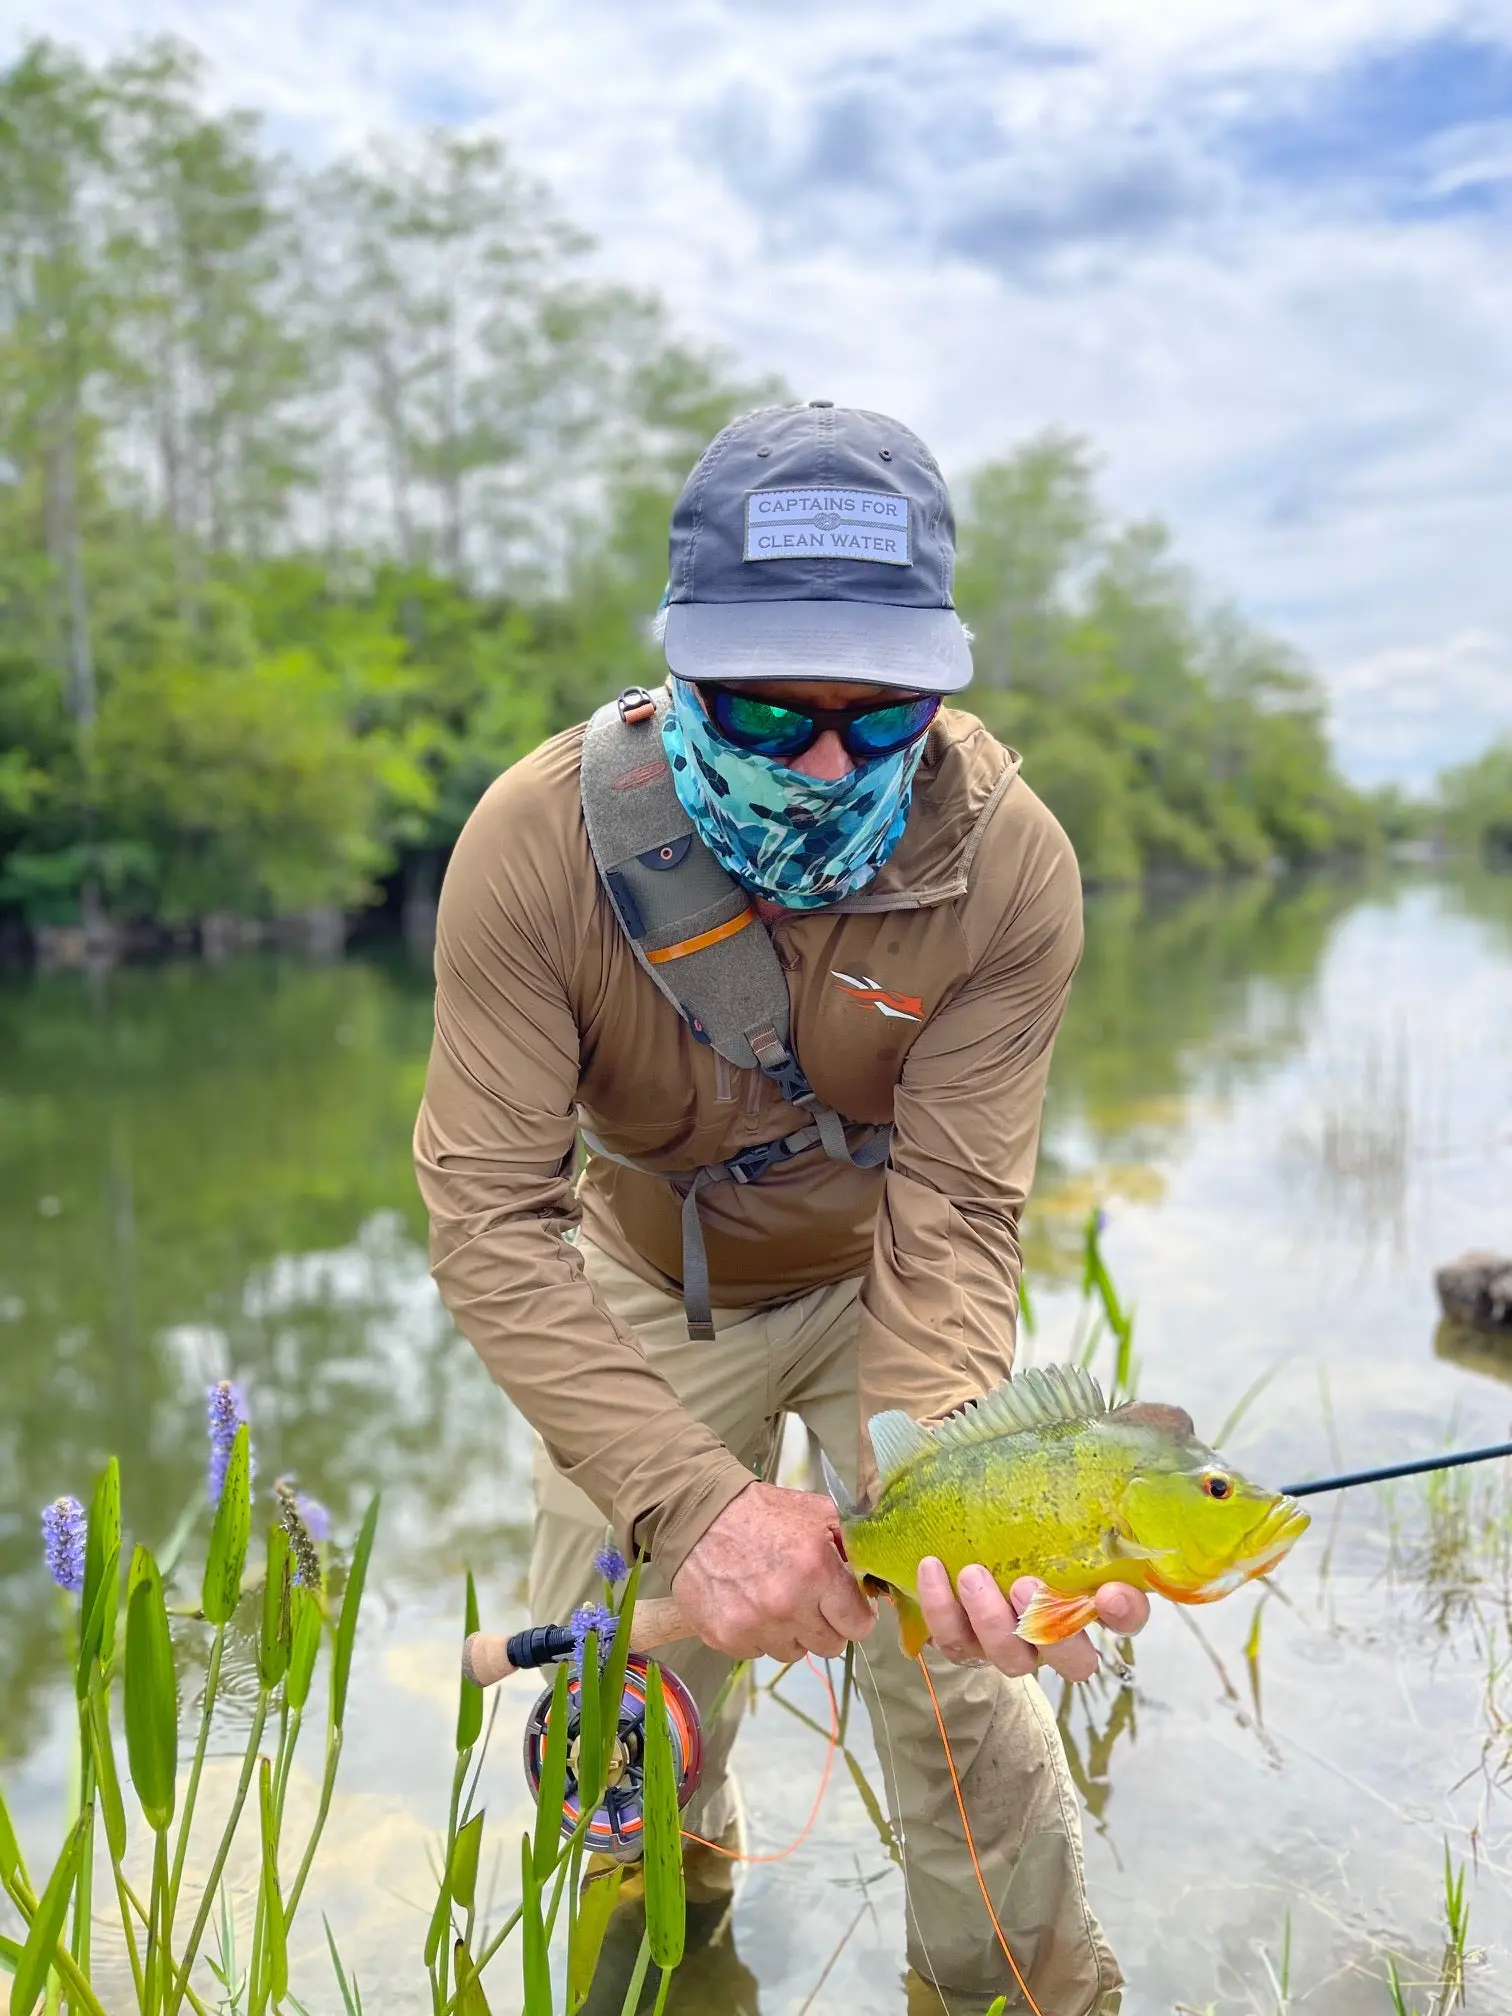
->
xmin=660 ymin=679 xmax=926 ymax=911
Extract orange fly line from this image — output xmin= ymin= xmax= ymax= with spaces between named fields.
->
xmin=679 ymin=1650 xmax=1048 ymax=2014
xmin=678 ymin=1654 xmax=839 ymax=1864
xmin=917 ymin=1652 xmax=1047 ymax=2016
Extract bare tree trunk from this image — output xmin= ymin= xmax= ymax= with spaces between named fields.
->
xmin=45 ymin=387 xmax=107 ymax=949
xmin=440 ymin=286 xmax=463 ymax=579
xmin=375 ymin=341 xmax=416 ymax=567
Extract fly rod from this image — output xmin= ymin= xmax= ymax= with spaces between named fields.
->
xmin=1281 ymin=1439 xmax=1512 ymax=1499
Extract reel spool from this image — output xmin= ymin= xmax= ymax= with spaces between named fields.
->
xmin=523 ymin=1652 xmax=703 ymax=1860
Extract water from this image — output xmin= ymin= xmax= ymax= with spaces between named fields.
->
xmin=3 ymin=870 xmax=1512 ymax=2015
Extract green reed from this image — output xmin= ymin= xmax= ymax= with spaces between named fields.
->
xmin=0 ymin=1431 xmax=377 ymax=2016
xmin=3 ymin=1429 xmax=687 ymax=2016
xmin=1075 ymin=1208 xmax=1141 ymax=1405
xmin=416 ymin=1548 xmax=688 ymax=2016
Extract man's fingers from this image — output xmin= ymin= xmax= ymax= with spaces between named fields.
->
xmin=1094 ymin=1582 xmax=1151 ymax=1635
xmin=954 ymin=1566 xmax=1039 ymax=1677
xmin=1036 ymin=1632 xmax=1101 ymax=1683
xmin=915 ymin=1556 xmax=987 ymax=1666
xmin=817 ymin=1575 xmax=876 ymax=1649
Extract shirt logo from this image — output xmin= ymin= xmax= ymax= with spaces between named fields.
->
xmin=832 ymin=970 xmax=924 ymax=1021
xmin=744 ymin=487 xmax=910 ymax=565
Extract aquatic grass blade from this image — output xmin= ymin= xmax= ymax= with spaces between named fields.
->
xmin=450 ymin=1811 xmax=484 ymax=1914
xmin=156 ymin=1491 xmax=204 ymax=1586
xmin=259 ymin=1757 xmax=288 ymax=2006
xmin=331 ymin=1494 xmax=379 ymax=1732
xmin=568 ymin=1864 xmax=623 ymax=2013
xmin=78 ymin=1458 xmax=121 ymax=1686
xmin=457 ymin=1571 xmax=482 ymax=1753
xmin=323 ymin=1917 xmax=363 ymax=2016
xmin=615 ymin=1930 xmax=653 ymax=2016
xmin=0 ymin=1777 xmax=27 ymax=1889
xmin=0 ymin=1931 xmax=23 ymax=1972
xmin=842 ymin=1747 xmax=901 ymax=1867
xmin=520 ymin=1833 xmax=551 ymax=2016
xmin=285 ymin=1587 xmax=324 ymax=1714
xmin=260 ymin=1527 xmax=292 ymax=1689
xmin=124 ymin=1546 xmax=178 ymax=1831
xmin=75 ymin=1548 xmax=120 ymax=1702
xmin=9 ymin=1813 xmax=85 ymax=2016
xmin=423 ymin=1878 xmax=450 ymax=1973
xmin=640 ymin=1663 xmax=685 ymax=1973
xmin=203 ymin=1425 xmax=252 ymax=1627
xmin=596 ymin=1556 xmax=643 ymax=1797
xmin=532 ymin=1663 xmax=572 ymax=1880
xmin=453 ymin=1937 xmax=492 ymax=2016
xmin=86 ymin=1683 xmax=127 ymax=1864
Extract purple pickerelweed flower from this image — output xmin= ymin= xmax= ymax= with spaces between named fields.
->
xmin=207 ymin=1380 xmax=251 ymax=1506
xmin=593 ymin=1545 xmax=627 ymax=1586
xmin=296 ymin=1494 xmax=330 ymax=1544
xmin=42 ymin=1496 xmax=86 ymax=1595
xmin=569 ymin=1602 xmax=619 ymax=1676
xmin=1094 ymin=1208 xmax=1109 ymax=1237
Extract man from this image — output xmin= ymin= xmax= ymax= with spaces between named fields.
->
xmin=414 ymin=401 xmax=1147 ymax=2014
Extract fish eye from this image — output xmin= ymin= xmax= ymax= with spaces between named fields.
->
xmin=1202 ymin=1473 xmax=1233 ymax=1501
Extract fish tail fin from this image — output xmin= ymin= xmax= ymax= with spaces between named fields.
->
xmin=1015 ymin=1586 xmax=1101 ymax=1646
xmin=893 ymin=1590 xmax=932 ymax=1660
xmin=819 ymin=1449 xmax=858 ymax=1520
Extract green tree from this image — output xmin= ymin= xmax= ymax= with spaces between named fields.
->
xmin=956 ymin=432 xmax=1376 ymax=881
xmin=1437 ymin=737 xmax=1512 ymax=862
xmin=104 ymin=38 xmax=309 ymax=572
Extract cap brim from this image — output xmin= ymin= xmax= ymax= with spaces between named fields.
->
xmin=663 ymin=600 xmax=973 ymax=693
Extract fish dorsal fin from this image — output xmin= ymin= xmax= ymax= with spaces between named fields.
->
xmin=820 ymin=1448 xmax=860 ymax=1520
xmin=932 ymin=1364 xmax=1107 ymax=1452
xmin=867 ymin=1410 xmax=933 ymax=1482
xmin=1108 ymin=1400 xmax=1194 ymax=1437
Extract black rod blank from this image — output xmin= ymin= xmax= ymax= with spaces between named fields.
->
xmin=1281 ymin=1439 xmax=1512 ymax=1499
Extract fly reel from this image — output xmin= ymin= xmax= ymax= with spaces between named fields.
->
xmin=522 ymin=1651 xmax=703 ymax=1860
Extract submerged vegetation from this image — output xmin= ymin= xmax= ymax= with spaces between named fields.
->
xmin=0 ymin=35 xmax=1392 ymax=951
xmin=0 ymin=1389 xmax=691 ymax=2016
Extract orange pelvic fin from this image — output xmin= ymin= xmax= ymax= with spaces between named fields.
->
xmin=1014 ymin=1586 xmax=1100 ymax=1646
xmin=893 ymin=1590 xmax=932 ymax=1659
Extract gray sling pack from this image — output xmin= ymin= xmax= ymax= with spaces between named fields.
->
xmin=579 ymin=684 xmax=890 ymax=1339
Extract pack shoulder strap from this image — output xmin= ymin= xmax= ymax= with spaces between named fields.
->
xmin=579 ymin=684 xmax=892 ymax=1339
xmin=580 ymin=684 xmax=794 ymax=1074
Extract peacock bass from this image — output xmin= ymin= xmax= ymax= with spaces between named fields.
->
xmin=829 ymin=1364 xmax=1310 ymax=1655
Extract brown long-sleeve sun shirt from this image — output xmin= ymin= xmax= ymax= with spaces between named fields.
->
xmin=414 ymin=701 xmax=1083 ymax=1578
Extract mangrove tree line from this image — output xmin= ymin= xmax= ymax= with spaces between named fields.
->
xmin=0 ymin=35 xmax=1380 ymax=939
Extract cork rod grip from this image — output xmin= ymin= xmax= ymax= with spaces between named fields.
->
xmin=461 ymin=1595 xmax=690 ymax=1689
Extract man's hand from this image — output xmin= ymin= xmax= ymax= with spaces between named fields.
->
xmin=672 ymin=1481 xmax=877 ymax=1662
xmin=917 ymin=1557 xmax=1150 ymax=1683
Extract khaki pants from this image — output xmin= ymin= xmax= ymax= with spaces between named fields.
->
xmin=530 ymin=1238 xmax=1123 ymax=2016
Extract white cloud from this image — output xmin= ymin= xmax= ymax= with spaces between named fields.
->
xmin=1328 ymin=630 xmax=1512 ymax=788
xmin=14 ymin=0 xmax=1512 ymax=784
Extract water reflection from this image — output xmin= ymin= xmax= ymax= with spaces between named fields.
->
xmin=1028 ymin=871 xmax=1365 ymax=1271
xmin=1436 ymin=1314 xmax=1512 ymax=1387
xmin=0 ymin=951 xmax=520 ymax=1764
xmin=5 ymin=871 xmax=1509 ymax=2012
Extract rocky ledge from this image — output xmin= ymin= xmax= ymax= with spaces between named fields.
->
xmin=1436 ymin=1252 xmax=1512 ymax=1335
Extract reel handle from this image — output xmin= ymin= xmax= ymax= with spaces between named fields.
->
xmin=462 ymin=1595 xmax=690 ymax=1688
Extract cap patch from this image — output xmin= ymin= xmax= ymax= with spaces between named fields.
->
xmin=744 ymin=486 xmax=910 ymax=566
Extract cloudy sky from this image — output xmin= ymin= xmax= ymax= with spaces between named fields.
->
xmin=25 ymin=0 xmax=1512 ymax=787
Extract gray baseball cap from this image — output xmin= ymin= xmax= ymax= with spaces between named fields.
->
xmin=661 ymin=401 xmax=973 ymax=693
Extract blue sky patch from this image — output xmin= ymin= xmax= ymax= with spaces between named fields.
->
xmin=1228 ymin=30 xmax=1512 ymax=217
